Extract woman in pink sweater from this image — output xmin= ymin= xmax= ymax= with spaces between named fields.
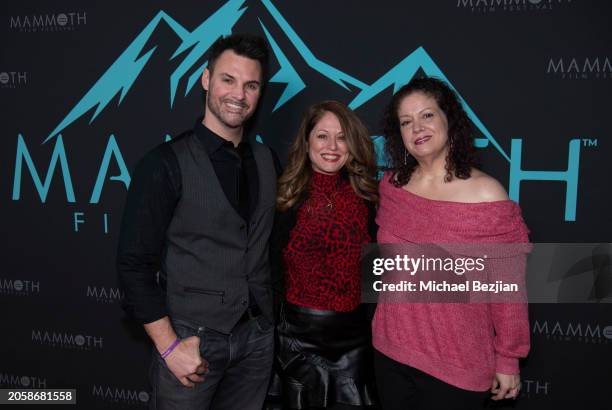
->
xmin=373 ymin=77 xmax=530 ymax=410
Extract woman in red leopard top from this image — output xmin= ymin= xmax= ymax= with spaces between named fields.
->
xmin=270 ymin=100 xmax=379 ymax=409
xmin=373 ymin=77 xmax=530 ymax=410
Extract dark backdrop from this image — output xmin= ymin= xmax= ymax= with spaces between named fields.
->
xmin=1 ymin=1 xmax=611 ymax=409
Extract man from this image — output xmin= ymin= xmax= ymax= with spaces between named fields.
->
xmin=117 ymin=34 xmax=275 ymax=410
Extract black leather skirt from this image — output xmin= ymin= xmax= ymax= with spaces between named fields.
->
xmin=275 ymin=302 xmax=376 ymax=409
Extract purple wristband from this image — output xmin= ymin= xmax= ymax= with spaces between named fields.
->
xmin=160 ymin=338 xmax=181 ymax=359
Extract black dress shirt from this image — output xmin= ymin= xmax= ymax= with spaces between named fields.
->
xmin=194 ymin=121 xmax=259 ymax=221
xmin=117 ymin=120 xmax=261 ymax=323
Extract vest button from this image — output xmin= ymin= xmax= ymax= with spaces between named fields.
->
xmin=240 ymin=224 xmax=246 ymax=230
xmin=241 ymin=300 xmax=248 ymax=306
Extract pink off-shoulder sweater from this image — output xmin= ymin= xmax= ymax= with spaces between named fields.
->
xmin=372 ymin=173 xmax=531 ymax=392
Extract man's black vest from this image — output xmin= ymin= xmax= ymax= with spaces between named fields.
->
xmin=162 ymin=131 xmax=276 ymax=333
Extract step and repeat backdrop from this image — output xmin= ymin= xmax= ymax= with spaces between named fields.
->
xmin=1 ymin=1 xmax=611 ymax=408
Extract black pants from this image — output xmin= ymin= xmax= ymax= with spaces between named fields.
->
xmin=276 ymin=303 xmax=376 ymax=409
xmin=373 ymin=350 xmax=488 ymax=410
xmin=150 ymin=315 xmax=274 ymax=410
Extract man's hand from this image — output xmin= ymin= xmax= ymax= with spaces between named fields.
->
xmin=144 ymin=317 xmax=209 ymax=388
xmin=164 ymin=336 xmax=209 ymax=387
xmin=491 ymin=373 xmax=521 ymax=400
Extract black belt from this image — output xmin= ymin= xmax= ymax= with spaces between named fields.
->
xmin=237 ymin=305 xmax=262 ymax=324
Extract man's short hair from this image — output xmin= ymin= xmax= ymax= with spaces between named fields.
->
xmin=208 ymin=33 xmax=269 ymax=82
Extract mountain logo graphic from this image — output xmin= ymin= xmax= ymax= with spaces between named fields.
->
xmin=37 ymin=0 xmax=583 ymax=221
xmin=43 ymin=0 xmax=506 ymax=160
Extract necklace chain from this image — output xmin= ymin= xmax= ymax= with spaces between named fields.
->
xmin=306 ymin=190 xmax=339 ymax=213
xmin=308 ymin=176 xmax=341 ymax=212
xmin=322 ymin=191 xmax=336 ymax=209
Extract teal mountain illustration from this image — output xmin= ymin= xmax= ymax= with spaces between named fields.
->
xmin=44 ymin=0 xmax=508 ymax=162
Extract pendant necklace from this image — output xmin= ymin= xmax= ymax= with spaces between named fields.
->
xmin=322 ymin=191 xmax=336 ymax=209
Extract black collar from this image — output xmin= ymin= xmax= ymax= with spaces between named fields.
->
xmin=195 ymin=119 xmax=242 ymax=154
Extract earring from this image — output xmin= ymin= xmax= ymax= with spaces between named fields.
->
xmin=404 ymin=148 xmax=408 ymax=166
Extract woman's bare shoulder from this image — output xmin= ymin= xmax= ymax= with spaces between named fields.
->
xmin=462 ymin=169 xmax=509 ymax=202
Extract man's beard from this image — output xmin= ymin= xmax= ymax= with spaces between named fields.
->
xmin=207 ymin=96 xmax=250 ymax=129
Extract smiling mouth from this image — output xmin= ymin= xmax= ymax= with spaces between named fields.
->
xmin=414 ymin=135 xmax=432 ymax=145
xmin=223 ymin=101 xmax=247 ymax=113
xmin=321 ymin=153 xmax=341 ymax=161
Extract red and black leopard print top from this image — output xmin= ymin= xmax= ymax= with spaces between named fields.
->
xmin=282 ymin=171 xmax=370 ymax=312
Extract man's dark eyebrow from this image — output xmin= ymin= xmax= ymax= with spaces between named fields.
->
xmin=219 ymin=73 xmax=260 ymax=87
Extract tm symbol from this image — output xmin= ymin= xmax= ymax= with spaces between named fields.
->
xmin=582 ymin=138 xmax=598 ymax=147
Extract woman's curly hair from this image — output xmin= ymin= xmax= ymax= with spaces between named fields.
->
xmin=277 ymin=100 xmax=379 ymax=211
xmin=382 ymin=77 xmax=478 ymax=187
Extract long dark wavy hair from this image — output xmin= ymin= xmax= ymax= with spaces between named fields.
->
xmin=277 ymin=100 xmax=379 ymax=211
xmin=382 ymin=77 xmax=478 ymax=187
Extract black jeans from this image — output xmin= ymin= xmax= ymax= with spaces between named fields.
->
xmin=373 ymin=350 xmax=488 ymax=410
xmin=150 ymin=315 xmax=274 ymax=410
